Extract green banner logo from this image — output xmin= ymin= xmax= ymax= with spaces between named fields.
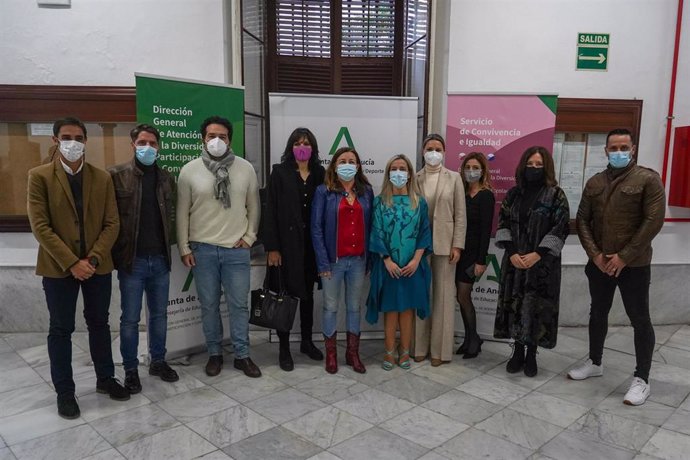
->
xmin=476 ymin=253 xmax=501 ymax=283
xmin=329 ymin=127 xmax=356 ymax=155
xmin=182 ymin=270 xmax=194 ymax=292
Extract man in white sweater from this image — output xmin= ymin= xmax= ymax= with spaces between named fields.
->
xmin=177 ymin=116 xmax=261 ymax=378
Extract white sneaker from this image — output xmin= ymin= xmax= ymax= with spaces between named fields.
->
xmin=567 ymin=359 xmax=603 ymax=380
xmin=623 ymin=377 xmax=650 ymax=406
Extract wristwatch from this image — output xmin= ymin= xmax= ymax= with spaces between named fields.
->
xmin=89 ymin=256 xmax=99 ymax=268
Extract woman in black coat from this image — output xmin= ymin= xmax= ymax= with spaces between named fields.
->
xmin=260 ymin=127 xmax=326 ymax=371
xmin=494 ymin=146 xmax=570 ymax=378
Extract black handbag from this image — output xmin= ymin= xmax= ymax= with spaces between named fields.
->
xmin=249 ymin=266 xmax=299 ymax=332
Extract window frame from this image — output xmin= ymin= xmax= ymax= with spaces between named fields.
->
xmin=0 ymin=84 xmax=136 ymax=232
xmin=554 ymin=97 xmax=643 ymax=233
xmin=266 ymin=0 xmax=406 ymax=95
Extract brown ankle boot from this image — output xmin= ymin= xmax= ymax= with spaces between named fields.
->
xmin=345 ymin=332 xmax=366 ymax=374
xmin=324 ymin=332 xmax=338 ymax=374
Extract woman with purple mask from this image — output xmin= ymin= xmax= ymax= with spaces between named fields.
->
xmin=260 ymin=127 xmax=325 ymax=371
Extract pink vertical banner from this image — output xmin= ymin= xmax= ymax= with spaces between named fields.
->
xmin=445 ymin=94 xmax=558 ymax=235
xmin=446 ymin=94 xmax=557 ymax=339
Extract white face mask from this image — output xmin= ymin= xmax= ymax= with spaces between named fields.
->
xmin=206 ymin=137 xmax=228 ymax=157
xmin=424 ymin=150 xmax=443 ymax=166
xmin=59 ymin=140 xmax=85 ymax=162
xmin=464 ymin=169 xmax=482 ymax=183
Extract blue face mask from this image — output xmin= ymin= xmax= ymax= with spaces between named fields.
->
xmin=336 ymin=163 xmax=357 ymax=181
xmin=389 ymin=170 xmax=408 ymax=189
xmin=608 ymin=151 xmax=632 ymax=169
xmin=135 ymin=145 xmax=158 ymax=166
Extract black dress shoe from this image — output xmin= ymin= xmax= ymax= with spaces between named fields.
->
xmin=57 ymin=393 xmax=80 ymax=419
xmin=234 ymin=357 xmax=262 ymax=378
xmin=300 ymin=340 xmax=324 ymax=361
xmin=96 ymin=377 xmax=131 ymax=401
xmin=279 ymin=348 xmax=294 ymax=372
xmin=149 ymin=361 xmax=180 ymax=382
xmin=205 ymin=355 xmax=223 ymax=377
xmin=124 ymin=369 xmax=142 ymax=394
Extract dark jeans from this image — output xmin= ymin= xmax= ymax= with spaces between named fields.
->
xmin=43 ymin=273 xmax=115 ymax=396
xmin=118 ymin=255 xmax=170 ymax=370
xmin=585 ymin=261 xmax=655 ymax=381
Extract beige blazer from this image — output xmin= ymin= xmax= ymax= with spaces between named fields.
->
xmin=27 ymin=159 xmax=120 ymax=277
xmin=417 ymin=166 xmax=466 ymax=255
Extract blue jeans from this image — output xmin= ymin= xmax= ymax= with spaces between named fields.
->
xmin=43 ymin=274 xmax=114 ymax=396
xmin=321 ymin=256 xmax=366 ymax=337
xmin=118 ymin=255 xmax=170 ymax=370
xmin=190 ymin=242 xmax=251 ymax=358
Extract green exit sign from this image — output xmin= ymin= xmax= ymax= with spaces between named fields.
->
xmin=577 ymin=33 xmax=610 ymax=71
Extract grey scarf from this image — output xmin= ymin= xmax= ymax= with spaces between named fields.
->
xmin=201 ymin=147 xmax=235 ymax=209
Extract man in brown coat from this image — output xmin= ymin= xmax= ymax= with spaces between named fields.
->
xmin=27 ymin=117 xmax=129 ymax=419
xmin=568 ymin=128 xmax=665 ymax=406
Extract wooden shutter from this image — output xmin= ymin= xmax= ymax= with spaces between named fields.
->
xmin=270 ymin=0 xmax=410 ymax=96
xmin=274 ymin=0 xmax=333 ymax=93
xmin=340 ymin=0 xmax=396 ymax=95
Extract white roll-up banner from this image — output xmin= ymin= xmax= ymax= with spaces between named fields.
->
xmin=269 ymin=93 xmax=418 ymax=336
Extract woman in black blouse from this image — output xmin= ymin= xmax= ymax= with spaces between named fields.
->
xmin=455 ymin=152 xmax=495 ymax=359
xmin=260 ymin=128 xmax=325 ymax=371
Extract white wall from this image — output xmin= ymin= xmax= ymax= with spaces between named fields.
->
xmin=0 ymin=0 xmax=227 ymax=86
xmin=0 ymin=0 xmax=231 ymax=267
xmin=442 ymin=0 xmax=690 ymax=264
xmin=1 ymin=0 xmax=689 ymax=265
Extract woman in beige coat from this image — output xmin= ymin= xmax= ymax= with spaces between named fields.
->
xmin=413 ymin=134 xmax=467 ymax=366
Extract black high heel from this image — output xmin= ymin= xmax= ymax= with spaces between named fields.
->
xmin=462 ymin=337 xmax=483 ymax=359
xmin=455 ymin=338 xmax=469 ymax=355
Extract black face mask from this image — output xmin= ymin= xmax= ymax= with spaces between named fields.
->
xmin=524 ymin=166 xmax=545 ymax=183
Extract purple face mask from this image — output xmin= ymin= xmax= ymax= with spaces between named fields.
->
xmin=293 ymin=145 xmax=312 ymax=161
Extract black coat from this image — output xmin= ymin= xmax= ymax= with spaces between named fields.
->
xmin=260 ymin=162 xmax=325 ymax=298
xmin=493 ymin=185 xmax=570 ymax=349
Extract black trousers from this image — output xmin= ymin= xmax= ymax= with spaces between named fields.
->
xmin=277 ymin=277 xmax=315 ymax=344
xmin=585 ymin=261 xmax=655 ymax=381
xmin=43 ymin=273 xmax=115 ymax=396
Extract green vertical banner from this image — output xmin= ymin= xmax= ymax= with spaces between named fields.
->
xmin=135 ymin=73 xmax=245 ymax=178
xmin=135 ymin=73 xmax=245 ymax=359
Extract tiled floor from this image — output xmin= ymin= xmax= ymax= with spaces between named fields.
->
xmin=1 ymin=325 xmax=690 ymax=459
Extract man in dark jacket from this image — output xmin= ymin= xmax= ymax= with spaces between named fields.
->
xmin=109 ymin=124 xmax=178 ymax=394
xmin=568 ymin=128 xmax=665 ymax=406
xmin=28 ymin=117 xmax=129 ymax=420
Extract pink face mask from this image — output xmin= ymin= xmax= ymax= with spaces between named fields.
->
xmin=293 ymin=145 xmax=312 ymax=161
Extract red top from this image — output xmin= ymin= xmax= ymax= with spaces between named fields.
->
xmin=337 ymin=195 xmax=365 ymax=257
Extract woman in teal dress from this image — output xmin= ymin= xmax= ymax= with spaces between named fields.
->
xmin=366 ymin=154 xmax=432 ymax=370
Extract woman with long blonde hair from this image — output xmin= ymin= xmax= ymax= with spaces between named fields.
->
xmin=366 ymin=154 xmax=432 ymax=370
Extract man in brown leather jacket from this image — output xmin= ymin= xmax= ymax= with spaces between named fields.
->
xmin=109 ymin=124 xmax=178 ymax=394
xmin=568 ymin=128 xmax=665 ymax=406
